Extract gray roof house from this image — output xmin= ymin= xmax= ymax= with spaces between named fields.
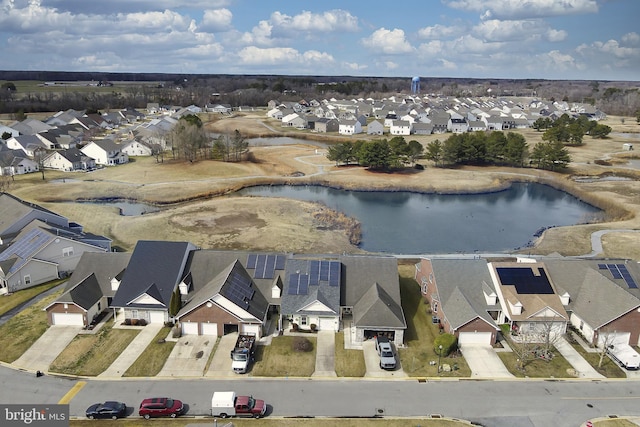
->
xmin=110 ymin=240 xmax=196 ymax=325
xmin=0 ymin=193 xmax=72 ymax=237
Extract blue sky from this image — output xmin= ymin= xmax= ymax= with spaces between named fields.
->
xmin=1 ymin=0 xmax=638 ymax=80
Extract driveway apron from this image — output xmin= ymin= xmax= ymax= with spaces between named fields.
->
xmin=99 ymin=324 xmax=163 ymax=377
xmin=312 ymin=330 xmax=336 ymax=377
xmin=158 ymin=335 xmax=215 ymax=377
xmin=460 ymin=344 xmax=514 ymax=378
xmin=204 ymin=333 xmax=237 ymax=377
xmin=362 ymin=340 xmax=407 ymax=378
xmin=554 ymin=337 xmax=605 ymax=379
xmin=13 ymin=326 xmax=81 ymax=373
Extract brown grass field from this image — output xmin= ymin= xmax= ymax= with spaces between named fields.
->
xmin=5 ymin=112 xmax=640 ymax=258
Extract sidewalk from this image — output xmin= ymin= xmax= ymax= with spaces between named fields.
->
xmin=99 ymin=324 xmax=163 ymax=377
xmin=554 ymin=337 xmax=605 ymax=379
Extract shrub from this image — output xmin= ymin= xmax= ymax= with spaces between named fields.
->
xmin=310 ymin=323 xmax=317 ymax=332
xmin=124 ymin=318 xmax=132 ymax=326
xmin=291 ymin=323 xmax=299 ymax=331
xmin=434 ymin=333 xmax=457 ymax=356
xmin=138 ymin=319 xmax=147 ymax=326
xmin=131 ymin=318 xmax=138 ymax=326
xmin=172 ymin=326 xmax=182 ymax=339
xmin=292 ymin=336 xmax=313 ymax=352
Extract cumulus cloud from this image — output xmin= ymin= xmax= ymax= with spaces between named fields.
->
xmin=417 ymin=24 xmax=464 ymax=40
xmin=622 ymin=32 xmax=640 ymax=45
xmin=42 ymin=0 xmax=230 ymax=14
xmin=270 ymin=9 xmax=358 ymax=35
xmin=343 ymin=62 xmax=368 ymax=71
xmin=444 ymin=0 xmax=598 ymax=19
xmin=361 ymin=28 xmax=414 ymax=54
xmin=200 ymin=9 xmax=233 ymax=32
xmin=473 ymin=19 xmax=566 ymax=43
xmin=237 ymin=46 xmax=334 ymax=66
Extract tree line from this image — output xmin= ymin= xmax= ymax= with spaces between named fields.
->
xmin=533 ymin=114 xmax=611 ymax=145
xmin=326 ymin=137 xmax=424 ymax=170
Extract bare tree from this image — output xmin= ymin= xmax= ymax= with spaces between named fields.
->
xmin=596 ymin=328 xmax=618 ymax=369
xmin=33 ymin=148 xmax=47 ymax=180
xmin=0 ymin=173 xmax=14 ymax=192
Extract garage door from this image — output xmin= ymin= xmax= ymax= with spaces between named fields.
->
xmin=319 ymin=317 xmax=336 ymax=331
xmin=458 ymin=332 xmax=493 ymax=346
xmin=181 ymin=322 xmax=199 ymax=335
xmin=200 ymin=322 xmax=218 ymax=336
xmin=149 ymin=311 xmax=165 ymax=324
xmin=52 ymin=312 xmax=84 ymax=326
xmin=599 ymin=332 xmax=631 ymax=348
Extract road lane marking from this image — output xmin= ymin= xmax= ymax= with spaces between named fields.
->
xmin=58 ymin=381 xmax=86 ymax=404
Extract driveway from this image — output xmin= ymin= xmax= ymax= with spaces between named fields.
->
xmin=157 ymin=335 xmax=216 ymax=377
xmin=13 ymin=326 xmax=81 ymax=373
xmin=460 ymin=344 xmax=514 ymax=378
xmin=554 ymin=337 xmax=605 ymax=379
xmin=204 ymin=333 xmax=237 ymax=377
xmin=362 ymin=340 xmax=407 ymax=378
xmin=99 ymin=324 xmax=164 ymax=377
xmin=312 ymin=330 xmax=336 ymax=377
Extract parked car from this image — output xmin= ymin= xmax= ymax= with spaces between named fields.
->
xmin=138 ymin=397 xmax=184 ymax=419
xmin=374 ymin=335 xmax=397 ymax=370
xmin=86 ymin=401 xmax=127 ymax=419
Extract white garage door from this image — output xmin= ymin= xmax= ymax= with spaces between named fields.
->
xmin=319 ymin=317 xmax=336 ymax=331
xmin=599 ymin=332 xmax=631 ymax=348
xmin=200 ymin=323 xmax=218 ymax=336
xmin=181 ymin=322 xmax=199 ymax=335
xmin=52 ymin=312 xmax=84 ymax=326
xmin=149 ymin=311 xmax=165 ymax=324
xmin=458 ymin=332 xmax=493 ymax=346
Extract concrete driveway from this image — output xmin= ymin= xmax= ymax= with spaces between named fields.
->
xmin=157 ymin=335 xmax=216 ymax=377
xmin=362 ymin=340 xmax=407 ymax=378
xmin=460 ymin=344 xmax=514 ymax=378
xmin=13 ymin=326 xmax=81 ymax=373
xmin=205 ymin=333 xmax=237 ymax=377
xmin=554 ymin=337 xmax=605 ymax=379
xmin=312 ymin=330 xmax=336 ymax=377
xmin=99 ymin=324 xmax=163 ymax=378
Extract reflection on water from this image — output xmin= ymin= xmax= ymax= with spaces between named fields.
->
xmin=236 ymin=183 xmax=602 ymax=254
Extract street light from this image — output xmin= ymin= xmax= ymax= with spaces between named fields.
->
xmin=437 ymin=344 xmax=443 ymax=375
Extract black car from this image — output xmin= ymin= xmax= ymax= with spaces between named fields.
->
xmin=86 ymin=401 xmax=127 ymax=419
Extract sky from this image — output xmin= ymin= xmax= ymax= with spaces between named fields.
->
xmin=1 ymin=0 xmax=639 ymax=81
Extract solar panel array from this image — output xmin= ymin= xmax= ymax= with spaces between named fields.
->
xmin=0 ymin=228 xmax=50 ymax=262
xmin=288 ymin=273 xmax=310 ymax=295
xmin=246 ymin=254 xmax=286 ymax=279
xmin=599 ymin=263 xmax=638 ymax=289
xmin=308 ymin=260 xmax=341 ymax=286
xmin=223 ymin=270 xmax=255 ymax=310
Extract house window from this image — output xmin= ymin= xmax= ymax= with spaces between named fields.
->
xmin=300 ymin=316 xmax=308 ymax=326
xmin=433 ymin=302 xmax=438 ymax=313
xmin=24 ymin=275 xmax=31 ymax=286
xmin=98 ymin=302 xmax=101 ymax=311
xmin=131 ymin=310 xmax=139 ymax=319
xmin=579 ymin=321 xmax=584 ymax=331
xmin=63 ymin=247 xmax=74 ymax=257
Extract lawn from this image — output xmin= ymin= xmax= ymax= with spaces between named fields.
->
xmin=50 ymin=320 xmax=139 ymax=376
xmin=251 ymin=335 xmax=316 ymax=377
xmin=0 ymin=279 xmax=64 ymax=316
xmin=69 ymin=417 xmax=469 ymax=427
xmin=0 ymin=290 xmax=63 ymax=363
xmin=497 ymin=345 xmax=575 ymax=378
xmin=396 ymin=264 xmax=471 ymax=378
xmin=123 ymin=326 xmax=176 ymax=377
xmin=335 ymin=331 xmax=366 ymax=377
xmin=567 ymin=335 xmax=626 ymax=379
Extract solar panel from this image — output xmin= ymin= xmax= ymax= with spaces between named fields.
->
xmin=309 ymin=260 xmax=320 ymax=285
xmin=320 ymin=261 xmax=330 ymax=281
xmin=598 ymin=264 xmax=607 ymax=270
xmin=329 ymin=262 xmax=340 ymax=286
xmin=275 ymin=255 xmax=286 ymax=270
xmin=254 ymin=255 xmax=266 ymax=279
xmin=608 ymin=264 xmax=623 ymax=279
xmin=247 ymin=254 xmax=258 ymax=269
xmin=618 ymin=265 xmax=639 ymax=289
xmin=263 ymin=255 xmax=276 ymax=279
xmin=288 ymin=274 xmax=300 ymax=295
xmin=298 ymin=274 xmax=309 ymax=295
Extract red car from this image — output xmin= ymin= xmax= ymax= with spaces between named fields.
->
xmin=138 ymin=397 xmax=184 ymax=419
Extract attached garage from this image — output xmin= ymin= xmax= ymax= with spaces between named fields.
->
xmin=149 ymin=311 xmax=166 ymax=324
xmin=457 ymin=331 xmax=493 ymax=346
xmin=319 ymin=317 xmax=338 ymax=332
xmin=181 ymin=321 xmax=199 ymax=335
xmin=52 ymin=312 xmax=84 ymax=326
xmin=200 ymin=322 xmax=218 ymax=336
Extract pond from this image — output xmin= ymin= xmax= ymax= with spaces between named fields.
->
xmin=79 ymin=200 xmax=161 ymax=216
xmin=236 ymin=183 xmax=602 ymax=254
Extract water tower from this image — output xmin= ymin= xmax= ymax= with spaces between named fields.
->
xmin=411 ymin=76 xmax=420 ymax=94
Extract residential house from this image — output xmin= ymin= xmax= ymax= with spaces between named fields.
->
xmin=338 ymin=120 xmax=362 ymax=136
xmin=390 ymin=120 xmax=412 ymax=136
xmin=281 ymin=113 xmax=307 ymax=129
xmin=8 ymin=118 xmax=54 ymax=135
xmin=467 ymin=120 xmax=487 ymax=132
xmin=0 ymin=149 xmax=38 ymax=176
xmin=206 ymin=104 xmax=232 ymax=114
xmin=45 ymin=252 xmax=131 ymax=326
xmin=0 ymin=193 xmax=74 ymax=237
xmin=81 ymin=139 xmax=128 ymax=166
xmin=448 ymin=118 xmax=469 ymax=134
xmin=6 ymin=135 xmax=49 ymax=156
xmin=0 ymin=223 xmax=109 ymax=294
xmin=0 ymin=124 xmax=19 ymax=139
xmin=120 ymin=139 xmax=156 ymax=157
xmin=314 ymin=118 xmax=339 ymax=133
xmin=367 ymin=120 xmax=384 ymax=135
xmin=412 ymin=123 xmax=433 ymax=135
xmin=43 ymin=147 xmax=96 ymax=172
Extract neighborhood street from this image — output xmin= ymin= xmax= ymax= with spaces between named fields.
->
xmin=0 ymin=364 xmax=638 ymax=427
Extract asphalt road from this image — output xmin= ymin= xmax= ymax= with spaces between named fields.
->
xmin=0 ymin=365 xmax=638 ymax=427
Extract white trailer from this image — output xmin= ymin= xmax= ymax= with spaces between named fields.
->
xmin=607 ymin=343 xmax=640 ymax=370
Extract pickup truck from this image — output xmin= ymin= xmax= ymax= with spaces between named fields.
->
xmin=230 ymin=333 xmax=256 ymax=374
xmin=211 ymin=391 xmax=266 ymax=418
xmin=374 ymin=335 xmax=396 ymax=370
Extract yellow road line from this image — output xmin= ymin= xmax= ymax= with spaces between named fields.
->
xmin=58 ymin=381 xmax=86 ymax=404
